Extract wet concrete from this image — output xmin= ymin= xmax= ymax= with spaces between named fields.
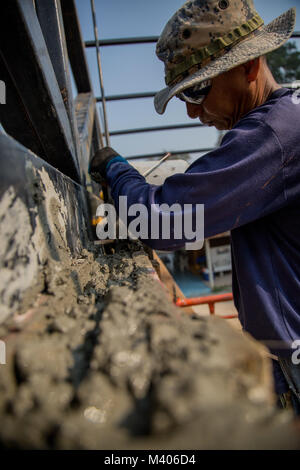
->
xmin=0 ymin=133 xmax=91 ymax=324
xmin=0 ymin=240 xmax=299 ymax=449
xmin=0 ymin=133 xmax=299 ymax=449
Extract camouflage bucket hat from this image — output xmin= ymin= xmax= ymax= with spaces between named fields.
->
xmin=154 ymin=0 xmax=296 ymax=114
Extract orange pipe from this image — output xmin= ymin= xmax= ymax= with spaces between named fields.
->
xmin=175 ymin=293 xmax=236 ymax=317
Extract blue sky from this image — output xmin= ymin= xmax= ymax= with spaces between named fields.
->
xmin=75 ymin=0 xmax=300 ymax=160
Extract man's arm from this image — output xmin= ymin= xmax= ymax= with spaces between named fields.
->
xmin=90 ymin=118 xmax=291 ymax=250
xmin=106 ymin=119 xmax=289 ymax=243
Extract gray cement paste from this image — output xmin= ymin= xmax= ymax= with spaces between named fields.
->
xmin=0 ymin=150 xmax=299 ymax=449
xmin=0 ymin=240 xmax=299 ymax=449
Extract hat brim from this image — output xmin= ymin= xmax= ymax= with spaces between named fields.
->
xmin=154 ymin=8 xmax=296 ymax=115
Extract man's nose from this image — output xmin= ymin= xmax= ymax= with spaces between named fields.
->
xmin=186 ymin=102 xmax=203 ymax=119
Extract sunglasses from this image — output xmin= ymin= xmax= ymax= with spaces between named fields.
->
xmin=177 ymin=80 xmax=212 ymax=105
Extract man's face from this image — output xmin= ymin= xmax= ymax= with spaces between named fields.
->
xmin=185 ymin=65 xmax=249 ymax=130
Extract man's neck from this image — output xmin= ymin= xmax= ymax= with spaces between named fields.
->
xmin=258 ymin=80 xmax=281 ymax=104
xmin=253 ymin=65 xmax=282 ymax=108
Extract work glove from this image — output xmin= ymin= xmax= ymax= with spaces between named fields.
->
xmin=88 ymin=146 xmax=128 ymax=184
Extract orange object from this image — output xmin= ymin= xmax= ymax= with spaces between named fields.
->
xmin=92 ymin=216 xmax=104 ymax=226
xmin=175 ymin=292 xmax=237 ymax=318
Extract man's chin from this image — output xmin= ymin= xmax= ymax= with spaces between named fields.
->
xmin=201 ymin=119 xmax=230 ymax=130
xmin=214 ymin=122 xmax=230 ymax=131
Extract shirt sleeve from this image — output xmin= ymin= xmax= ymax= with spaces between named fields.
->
xmin=106 ymin=118 xmax=286 ymax=250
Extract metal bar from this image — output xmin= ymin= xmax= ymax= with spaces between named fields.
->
xmin=61 ymin=0 xmax=104 ymax=157
xmin=61 ymin=0 xmax=92 ymax=93
xmin=126 ymin=148 xmax=214 ymax=160
xmin=175 ymin=293 xmax=234 ymax=308
xmin=85 ymin=31 xmax=300 ymax=48
xmin=107 ymin=122 xmax=205 ymax=137
xmin=142 ymin=153 xmax=171 ymax=177
xmin=97 ymin=91 xmax=156 ymax=102
xmin=0 ymin=0 xmax=81 ymax=182
xmin=85 ymin=36 xmax=158 ymax=47
xmin=90 ymin=0 xmax=110 ymax=146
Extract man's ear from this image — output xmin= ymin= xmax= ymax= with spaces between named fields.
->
xmin=243 ymin=58 xmax=260 ymax=82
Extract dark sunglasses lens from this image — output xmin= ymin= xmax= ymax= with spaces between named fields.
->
xmin=183 ymin=85 xmax=211 ymax=100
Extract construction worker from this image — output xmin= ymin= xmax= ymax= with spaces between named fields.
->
xmin=89 ymin=0 xmax=300 ymax=414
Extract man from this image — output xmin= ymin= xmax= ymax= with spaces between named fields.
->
xmin=89 ymin=0 xmax=300 ymax=413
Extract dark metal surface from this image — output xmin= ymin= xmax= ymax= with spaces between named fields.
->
xmin=0 ymin=0 xmax=81 ymax=182
xmin=61 ymin=0 xmax=92 ymax=93
xmin=36 ymin=0 xmax=82 ymax=173
xmin=36 ymin=0 xmax=80 ymax=158
xmin=0 ymin=52 xmax=46 ymax=158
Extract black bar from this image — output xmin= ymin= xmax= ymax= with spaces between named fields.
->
xmin=61 ymin=0 xmax=92 ymax=93
xmin=97 ymin=91 xmax=156 ymax=102
xmin=85 ymin=36 xmax=158 ymax=47
xmin=106 ymin=122 xmax=205 ymax=137
xmin=127 ymin=148 xmax=214 ymax=160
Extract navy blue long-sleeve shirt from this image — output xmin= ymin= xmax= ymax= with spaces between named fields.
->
xmin=106 ymin=88 xmax=300 ymax=358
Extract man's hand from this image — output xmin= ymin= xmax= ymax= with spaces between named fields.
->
xmin=88 ymin=146 xmax=128 ymax=184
